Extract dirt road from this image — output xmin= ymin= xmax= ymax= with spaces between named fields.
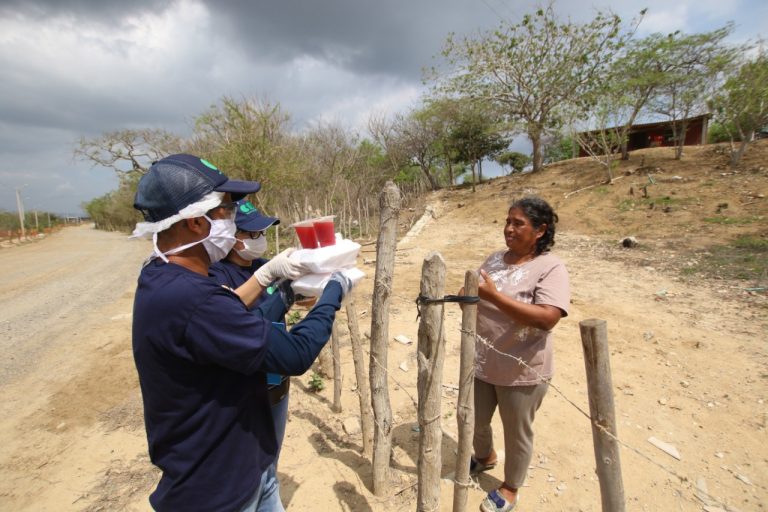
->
xmin=0 ymin=202 xmax=765 ymax=511
xmin=0 ymin=225 xmax=153 ymax=510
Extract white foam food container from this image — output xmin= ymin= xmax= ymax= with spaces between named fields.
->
xmin=291 ymin=267 xmax=366 ymax=297
xmin=289 ymin=238 xmax=361 ymax=274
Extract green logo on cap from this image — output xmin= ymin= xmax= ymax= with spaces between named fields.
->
xmin=239 ymin=201 xmax=258 ymax=215
xmin=200 ymin=158 xmax=222 ymax=174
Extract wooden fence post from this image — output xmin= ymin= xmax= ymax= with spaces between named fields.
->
xmin=370 ymin=181 xmax=401 ymax=496
xmin=453 ymin=270 xmax=478 ymax=512
xmin=417 ymin=252 xmax=447 ymax=512
xmin=345 ymin=293 xmax=374 ymax=458
xmin=331 ymin=322 xmax=342 ymax=413
xmin=580 ymin=319 xmax=625 ymax=512
xmin=317 ymin=344 xmax=333 ymax=379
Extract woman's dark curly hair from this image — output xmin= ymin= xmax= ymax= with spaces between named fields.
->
xmin=509 ymin=196 xmax=558 ymax=255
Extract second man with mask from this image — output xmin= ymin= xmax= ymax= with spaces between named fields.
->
xmin=209 ymin=199 xmax=293 ymax=469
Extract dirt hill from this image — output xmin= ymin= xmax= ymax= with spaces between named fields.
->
xmin=440 ymin=139 xmax=767 ymax=288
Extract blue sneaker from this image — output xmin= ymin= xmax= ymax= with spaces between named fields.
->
xmin=480 ymin=489 xmax=518 ymax=512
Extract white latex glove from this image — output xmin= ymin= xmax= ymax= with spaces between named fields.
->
xmin=254 ymin=248 xmax=307 ymax=286
xmin=328 ymin=269 xmax=355 ymax=299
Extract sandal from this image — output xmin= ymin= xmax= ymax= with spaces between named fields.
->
xmin=479 ymin=489 xmax=518 ymax=512
xmin=469 ymin=455 xmax=497 ymax=475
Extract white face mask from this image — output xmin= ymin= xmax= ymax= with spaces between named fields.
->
xmin=149 ymin=214 xmax=236 ymax=265
xmin=235 ymin=236 xmax=267 ymax=260
xmin=201 ymin=215 xmax=237 ymax=263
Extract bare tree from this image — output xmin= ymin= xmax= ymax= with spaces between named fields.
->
xmin=75 ymin=128 xmax=182 ymax=179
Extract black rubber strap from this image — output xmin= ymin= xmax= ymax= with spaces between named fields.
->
xmin=415 ymin=294 xmax=479 ymax=320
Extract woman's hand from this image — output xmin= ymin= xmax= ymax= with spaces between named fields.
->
xmin=476 ymin=269 xmax=562 ymax=331
xmin=477 ymin=269 xmax=498 ymax=300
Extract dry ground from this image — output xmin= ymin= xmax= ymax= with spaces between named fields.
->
xmin=0 ymin=141 xmax=765 ymax=511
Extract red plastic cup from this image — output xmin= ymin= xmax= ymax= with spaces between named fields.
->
xmin=293 ymin=221 xmax=319 ymax=249
xmin=313 ymin=216 xmax=336 ymax=247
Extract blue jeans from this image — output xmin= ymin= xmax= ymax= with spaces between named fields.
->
xmin=238 ymin=464 xmax=283 ymax=512
xmin=272 ymin=392 xmax=289 ymax=465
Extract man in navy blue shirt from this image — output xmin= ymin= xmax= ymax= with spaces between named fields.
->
xmin=131 ymin=154 xmax=353 ymax=512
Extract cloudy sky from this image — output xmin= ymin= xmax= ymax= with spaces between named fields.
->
xmin=0 ymin=0 xmax=765 ymax=215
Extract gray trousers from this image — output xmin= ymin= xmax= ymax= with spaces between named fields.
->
xmin=473 ymin=378 xmax=549 ymax=489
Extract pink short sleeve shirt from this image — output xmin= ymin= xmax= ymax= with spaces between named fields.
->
xmin=475 ymin=251 xmax=570 ymax=386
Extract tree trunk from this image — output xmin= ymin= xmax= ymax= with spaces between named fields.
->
xmin=417 ymin=252 xmax=446 ymax=512
xmin=420 ymin=164 xmax=440 ymax=191
xmin=730 ymin=132 xmax=751 ymax=167
xmin=531 ymin=133 xmax=544 ymax=172
xmin=619 ymin=136 xmax=630 ymax=161
xmin=453 ymin=270 xmax=478 ymax=512
xmin=471 ymin=161 xmax=476 ymax=193
xmin=477 ymin=158 xmax=483 ymax=182
xmin=674 ymin=120 xmax=689 ymax=160
xmin=603 ymin=158 xmax=614 ymax=184
xmin=345 ymin=294 xmax=374 ymax=459
xmin=447 ymin=155 xmax=454 ymax=186
xmin=620 ymin=94 xmax=651 ymax=160
xmin=370 ymin=181 xmax=401 ymax=496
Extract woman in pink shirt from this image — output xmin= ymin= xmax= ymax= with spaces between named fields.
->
xmin=470 ymin=196 xmax=570 ymax=512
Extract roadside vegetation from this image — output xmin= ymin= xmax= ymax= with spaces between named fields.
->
xmin=0 ymin=210 xmax=66 ymax=240
xmin=75 ymin=5 xmax=767 ymax=280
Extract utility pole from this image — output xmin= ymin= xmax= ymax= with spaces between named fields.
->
xmin=15 ymin=188 xmax=26 ymax=240
xmin=34 ymin=210 xmax=39 ymax=232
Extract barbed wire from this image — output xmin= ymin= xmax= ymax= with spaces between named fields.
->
xmin=463 ymin=327 xmax=740 ymax=511
xmin=313 ymin=314 xmax=739 ymax=510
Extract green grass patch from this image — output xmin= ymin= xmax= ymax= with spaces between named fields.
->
xmin=703 ymin=216 xmax=760 ymax=225
xmin=683 ymin=235 xmax=768 ymax=282
xmin=593 ymin=186 xmax=610 ymax=195
xmin=617 ymin=195 xmax=691 ymax=212
xmin=733 ymin=235 xmax=768 ymax=250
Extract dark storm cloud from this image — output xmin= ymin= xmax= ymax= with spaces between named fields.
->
xmin=0 ymin=0 xmax=173 ymax=21
xmin=202 ymin=0 xmax=502 ymax=79
xmin=2 ymin=0 xmax=504 ymax=81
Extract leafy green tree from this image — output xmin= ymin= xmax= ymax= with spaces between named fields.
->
xmin=82 ymin=176 xmax=142 ymax=231
xmin=191 ymin=96 xmax=297 ymax=188
xmin=543 ymin=133 xmax=575 ymax=163
xmin=649 ymin=25 xmax=738 ymax=159
xmin=446 ymin=99 xmax=510 ymax=191
xmin=611 ymin=33 xmax=678 ymax=159
xmin=495 ymin=151 xmax=531 ymax=174
xmin=391 ymin=106 xmax=446 ymax=190
xmin=434 ymin=5 xmax=639 ymax=173
xmin=708 ymin=53 xmax=768 ymax=165
xmin=707 ymin=121 xmax=738 ymax=144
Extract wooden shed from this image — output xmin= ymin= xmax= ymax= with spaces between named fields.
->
xmin=578 ymin=114 xmax=710 ymax=156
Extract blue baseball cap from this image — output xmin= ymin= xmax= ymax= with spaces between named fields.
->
xmin=234 ymin=199 xmax=280 ymax=232
xmin=133 ymin=154 xmax=261 ymax=222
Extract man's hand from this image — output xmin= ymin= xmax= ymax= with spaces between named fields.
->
xmin=328 ymin=270 xmax=355 ymax=299
xmin=254 ymin=249 xmax=307 ymax=286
